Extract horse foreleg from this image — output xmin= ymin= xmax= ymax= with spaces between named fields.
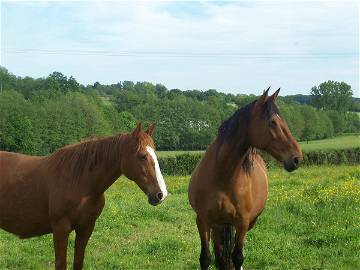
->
xmin=52 ymin=219 xmax=71 ymax=270
xmin=232 ymin=221 xmax=249 ymax=270
xmin=213 ymin=226 xmax=235 ymax=270
xmin=196 ymin=216 xmax=211 ymax=270
xmin=73 ymin=220 xmax=96 ymax=270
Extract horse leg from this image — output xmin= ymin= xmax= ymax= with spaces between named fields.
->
xmin=232 ymin=221 xmax=249 ymax=270
xmin=213 ymin=226 xmax=224 ymax=269
xmin=52 ymin=219 xmax=71 ymax=270
xmin=73 ymin=220 xmax=96 ymax=270
xmin=196 ymin=216 xmax=211 ymax=270
xmin=248 ymin=210 xmax=263 ymax=231
xmin=213 ymin=226 xmax=232 ymax=270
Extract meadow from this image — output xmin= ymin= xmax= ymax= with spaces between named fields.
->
xmin=0 ymin=166 xmax=359 ymax=269
xmin=157 ymin=134 xmax=360 ymax=157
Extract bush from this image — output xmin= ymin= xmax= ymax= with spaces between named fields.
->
xmin=158 ymin=148 xmax=360 ymax=175
xmin=159 ymin=154 xmax=202 ymax=175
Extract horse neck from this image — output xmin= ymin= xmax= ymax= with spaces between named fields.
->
xmin=87 ymin=135 xmax=126 ymax=195
xmin=46 ymin=134 xmax=126 ymax=196
xmin=214 ymin=135 xmax=253 ymax=180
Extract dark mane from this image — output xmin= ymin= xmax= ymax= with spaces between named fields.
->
xmin=217 ymin=101 xmax=256 ymax=171
xmin=45 ymin=135 xmax=125 ymax=179
xmin=216 ymin=98 xmax=279 ymax=172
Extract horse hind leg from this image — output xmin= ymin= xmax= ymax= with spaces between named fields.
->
xmin=213 ymin=225 xmax=235 ymax=270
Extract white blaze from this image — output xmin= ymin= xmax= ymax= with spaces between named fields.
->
xmin=146 ymin=146 xmax=168 ymax=200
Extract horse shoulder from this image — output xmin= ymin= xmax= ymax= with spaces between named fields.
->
xmin=248 ymin=154 xmax=269 ymax=222
xmin=188 ymin=148 xmax=217 ymax=210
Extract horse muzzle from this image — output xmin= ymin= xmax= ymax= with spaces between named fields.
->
xmin=283 ymin=155 xmax=301 ymax=172
xmin=148 ymin=192 xmax=164 ymax=206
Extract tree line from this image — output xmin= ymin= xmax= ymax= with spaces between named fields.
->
xmin=0 ymin=67 xmax=359 ymax=154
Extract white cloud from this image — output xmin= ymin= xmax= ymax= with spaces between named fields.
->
xmin=2 ymin=1 xmax=359 ymax=96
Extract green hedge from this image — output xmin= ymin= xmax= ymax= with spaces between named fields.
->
xmin=158 ymin=148 xmax=360 ymax=175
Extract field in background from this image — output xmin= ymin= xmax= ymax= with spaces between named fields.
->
xmin=158 ymin=150 xmax=204 ymax=158
xmin=157 ymin=134 xmax=360 ymax=157
xmin=0 ymin=166 xmax=359 ymax=269
xmin=299 ymin=134 xmax=359 ymax=151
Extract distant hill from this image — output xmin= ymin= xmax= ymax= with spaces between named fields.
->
xmin=282 ymin=94 xmax=313 ymax=105
xmin=283 ymin=94 xmax=360 ymax=112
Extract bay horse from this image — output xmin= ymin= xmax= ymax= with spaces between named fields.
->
xmin=0 ymin=123 xmax=167 ymax=270
xmin=188 ymin=88 xmax=303 ymax=270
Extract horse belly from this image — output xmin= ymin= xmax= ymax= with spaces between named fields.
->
xmin=0 ymin=217 xmax=51 ymax=239
xmin=0 ymin=180 xmax=51 ymax=238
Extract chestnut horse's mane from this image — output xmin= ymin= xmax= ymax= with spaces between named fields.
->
xmin=44 ymin=132 xmax=154 ymax=179
xmin=216 ymin=99 xmax=280 ymax=172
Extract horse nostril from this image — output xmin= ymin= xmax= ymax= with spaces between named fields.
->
xmin=293 ymin=157 xmax=299 ymax=167
xmin=156 ymin=192 xmax=163 ymax=201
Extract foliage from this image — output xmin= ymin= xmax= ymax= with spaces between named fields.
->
xmin=0 ymin=67 xmax=359 ymax=153
xmin=311 ymin=80 xmax=353 ymax=113
xmin=158 ymin=148 xmax=360 ymax=175
xmin=0 ymin=91 xmax=38 ymax=154
xmin=0 ymin=89 xmax=137 ymax=155
xmin=36 ymin=93 xmax=113 ymax=154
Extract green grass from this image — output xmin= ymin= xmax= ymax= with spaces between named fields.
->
xmin=157 ymin=150 xmax=204 ymax=158
xmin=157 ymin=134 xmax=360 ymax=157
xmin=299 ymin=134 xmax=359 ymax=152
xmin=0 ymin=166 xmax=359 ymax=269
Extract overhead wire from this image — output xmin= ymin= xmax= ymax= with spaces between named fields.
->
xmin=2 ymin=48 xmax=356 ymax=59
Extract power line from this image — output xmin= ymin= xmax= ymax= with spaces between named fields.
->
xmin=2 ymin=48 xmax=357 ymax=59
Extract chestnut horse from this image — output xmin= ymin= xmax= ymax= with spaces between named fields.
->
xmin=188 ymin=88 xmax=303 ymax=270
xmin=0 ymin=123 xmax=167 ymax=270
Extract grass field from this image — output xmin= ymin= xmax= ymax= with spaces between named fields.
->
xmin=157 ymin=134 xmax=360 ymax=157
xmin=299 ymin=134 xmax=359 ymax=151
xmin=0 ymin=166 xmax=359 ymax=269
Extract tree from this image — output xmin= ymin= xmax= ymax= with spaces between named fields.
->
xmin=299 ymin=106 xmax=320 ymax=141
xmin=311 ymin=81 xmax=353 ymax=113
xmin=279 ymin=104 xmax=304 ymax=140
xmin=345 ymin=112 xmax=360 ymax=133
xmin=0 ymin=91 xmax=38 ymax=154
xmin=326 ymin=110 xmax=346 ymax=135
xmin=0 ymin=66 xmax=17 ymax=92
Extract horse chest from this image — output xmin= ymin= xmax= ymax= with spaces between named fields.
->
xmin=207 ymin=193 xmax=246 ymax=224
xmin=69 ymin=195 xmax=105 ymax=225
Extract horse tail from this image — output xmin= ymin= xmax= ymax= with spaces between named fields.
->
xmin=212 ymin=225 xmax=235 ymax=270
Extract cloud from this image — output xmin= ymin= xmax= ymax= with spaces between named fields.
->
xmin=1 ymin=1 xmax=358 ymax=96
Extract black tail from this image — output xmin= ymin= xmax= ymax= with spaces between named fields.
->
xmin=212 ymin=225 xmax=235 ymax=270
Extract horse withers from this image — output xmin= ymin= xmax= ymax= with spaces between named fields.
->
xmin=0 ymin=123 xmax=167 ymax=270
xmin=188 ymin=88 xmax=303 ymax=270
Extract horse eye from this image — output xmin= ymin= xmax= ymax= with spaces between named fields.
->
xmin=139 ymin=155 xmax=147 ymax=161
xmin=271 ymin=119 xmax=277 ymax=126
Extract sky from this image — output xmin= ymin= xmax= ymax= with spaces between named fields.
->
xmin=1 ymin=0 xmax=359 ymax=96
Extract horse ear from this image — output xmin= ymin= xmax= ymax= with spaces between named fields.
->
xmin=145 ymin=123 xmax=156 ymax=137
xmin=132 ymin=122 xmax=142 ymax=138
xmin=255 ymin=86 xmax=270 ymax=108
xmin=269 ymin=88 xmax=280 ymax=103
